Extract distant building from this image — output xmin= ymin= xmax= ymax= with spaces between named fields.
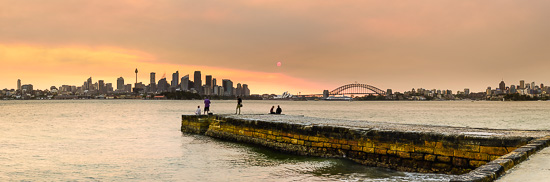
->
xmin=499 ymin=81 xmax=506 ymax=92
xmin=194 ymin=71 xmax=202 ymax=94
xmin=236 ymin=83 xmax=242 ymax=96
xmin=222 ymin=79 xmax=233 ymax=96
xmin=463 ymin=88 xmax=470 ymax=95
xmin=98 ymin=80 xmax=105 ymax=94
xmin=510 ymin=85 xmax=516 ymax=94
xmin=212 ymin=78 xmax=217 ymax=87
xmin=520 ymin=80 xmax=525 ymax=89
xmin=21 ymin=84 xmax=33 ymax=94
xmin=180 ymin=74 xmax=189 ymax=91
xmin=17 ymin=79 xmax=21 ymax=91
xmin=387 ymin=89 xmax=393 ymax=95
xmin=117 ymin=77 xmax=124 ymax=91
xmin=124 ymin=84 xmax=132 ymax=93
xmin=205 ymin=75 xmax=212 ymax=89
xmin=486 ymin=87 xmax=492 ymax=96
xmin=157 ymin=78 xmax=169 ymax=92
xmin=171 ymin=71 xmax=179 ymax=90
xmin=150 ymin=72 xmax=156 ymax=93
xmin=105 ymin=83 xmax=113 ymax=93
xmin=323 ymin=90 xmax=329 ymax=98
xmin=243 ymin=84 xmax=250 ymax=96
xmin=87 ymin=77 xmax=93 ymax=91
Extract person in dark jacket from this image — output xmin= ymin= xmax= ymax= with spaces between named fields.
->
xmin=275 ymin=105 xmax=282 ymax=114
xmin=270 ymin=106 xmax=275 ymax=114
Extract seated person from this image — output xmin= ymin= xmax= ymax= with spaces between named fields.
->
xmin=195 ymin=106 xmax=201 ymax=115
xmin=270 ymin=106 xmax=275 ymax=114
xmin=276 ymin=105 xmax=282 ymax=114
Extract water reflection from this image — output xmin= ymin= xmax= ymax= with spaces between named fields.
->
xmin=186 ymin=135 xmax=451 ymax=182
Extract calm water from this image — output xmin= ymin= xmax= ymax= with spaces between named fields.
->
xmin=1 ymin=100 xmax=549 ymax=181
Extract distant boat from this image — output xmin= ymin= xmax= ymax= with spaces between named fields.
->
xmin=323 ymin=95 xmax=353 ymax=101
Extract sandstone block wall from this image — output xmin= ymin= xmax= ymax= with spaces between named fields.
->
xmin=181 ymin=115 xmax=532 ymax=175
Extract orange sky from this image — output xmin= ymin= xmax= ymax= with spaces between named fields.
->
xmin=1 ymin=0 xmax=550 ymax=94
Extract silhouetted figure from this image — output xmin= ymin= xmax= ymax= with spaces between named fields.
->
xmin=235 ymin=96 xmax=242 ymax=115
xmin=204 ymin=97 xmax=211 ymax=115
xmin=276 ymin=105 xmax=282 ymax=114
xmin=270 ymin=106 xmax=275 ymax=114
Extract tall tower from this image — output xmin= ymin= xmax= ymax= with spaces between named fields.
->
xmin=117 ymin=77 xmax=124 ymax=91
xmin=150 ymin=72 xmax=156 ymax=92
xmin=194 ymin=71 xmax=202 ymax=94
xmin=171 ymin=71 xmax=179 ymax=89
xmin=17 ymin=79 xmax=21 ymax=91
xmin=499 ymin=80 xmax=506 ymax=91
xmin=87 ymin=77 xmax=93 ymax=91
xmin=520 ymin=80 xmax=525 ymax=89
xmin=135 ymin=68 xmax=138 ymax=85
xmin=205 ymin=75 xmax=212 ymax=89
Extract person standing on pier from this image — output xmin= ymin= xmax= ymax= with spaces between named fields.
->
xmin=204 ymin=97 xmax=211 ymax=115
xmin=235 ymin=96 xmax=242 ymax=115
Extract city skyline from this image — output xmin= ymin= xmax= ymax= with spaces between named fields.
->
xmin=2 ymin=1 xmax=550 ymax=94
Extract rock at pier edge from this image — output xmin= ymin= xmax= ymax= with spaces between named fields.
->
xmin=181 ymin=114 xmax=550 ymax=182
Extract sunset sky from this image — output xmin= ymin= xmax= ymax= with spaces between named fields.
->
xmin=1 ymin=0 xmax=550 ymax=94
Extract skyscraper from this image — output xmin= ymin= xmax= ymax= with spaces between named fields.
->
xmin=510 ymin=85 xmax=516 ymax=94
xmin=17 ymin=79 xmax=21 ymax=91
xmin=499 ymin=81 xmax=505 ymax=92
xmin=117 ymin=77 xmax=124 ymax=91
xmin=205 ymin=75 xmax=212 ymax=89
xmin=87 ymin=77 xmax=93 ymax=91
xmin=181 ymin=74 xmax=189 ymax=91
xmin=150 ymin=72 xmax=156 ymax=92
xmin=236 ymin=83 xmax=242 ymax=96
xmin=520 ymin=80 xmax=525 ymax=89
xmin=157 ymin=78 xmax=168 ymax=92
xmin=194 ymin=71 xmax=202 ymax=94
xmin=171 ymin=71 xmax=179 ymax=89
xmin=222 ymin=79 xmax=233 ymax=96
xmin=98 ymin=80 xmax=105 ymax=94
xmin=243 ymin=84 xmax=250 ymax=96
xmin=212 ymin=78 xmax=217 ymax=87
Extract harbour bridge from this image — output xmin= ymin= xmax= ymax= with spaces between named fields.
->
xmin=324 ymin=83 xmax=386 ymax=96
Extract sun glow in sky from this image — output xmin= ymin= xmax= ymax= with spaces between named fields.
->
xmin=2 ymin=0 xmax=550 ymax=94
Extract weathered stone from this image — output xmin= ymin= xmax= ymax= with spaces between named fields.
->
xmin=397 ymin=151 xmax=411 ymax=159
xmin=437 ymin=155 xmax=451 ymax=163
xmin=452 ymin=157 xmax=469 ymax=167
xmin=489 ymin=158 xmax=514 ymax=171
xmin=411 ymin=153 xmax=424 ymax=161
xmin=434 ymin=147 xmax=455 ymax=156
xmin=363 ymin=147 xmax=375 ymax=154
xmin=182 ymin=114 xmax=537 ymax=176
xmin=341 ymin=145 xmax=351 ymax=150
xmin=425 ymin=154 xmax=436 ymax=162
xmin=414 ymin=146 xmax=434 ymax=154
xmin=480 ymin=146 xmax=509 ymax=156
xmin=375 ymin=148 xmax=387 ymax=155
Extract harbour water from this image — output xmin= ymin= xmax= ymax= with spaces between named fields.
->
xmin=1 ymin=100 xmax=549 ymax=181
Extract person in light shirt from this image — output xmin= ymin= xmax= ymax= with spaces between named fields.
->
xmin=195 ymin=106 xmax=201 ymax=115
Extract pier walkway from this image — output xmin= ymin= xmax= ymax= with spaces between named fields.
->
xmin=182 ymin=114 xmax=550 ymax=182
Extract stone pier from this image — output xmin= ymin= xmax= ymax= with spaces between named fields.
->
xmin=181 ymin=114 xmax=550 ymax=182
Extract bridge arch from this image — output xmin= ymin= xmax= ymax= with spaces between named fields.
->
xmin=329 ymin=83 xmax=386 ymax=96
